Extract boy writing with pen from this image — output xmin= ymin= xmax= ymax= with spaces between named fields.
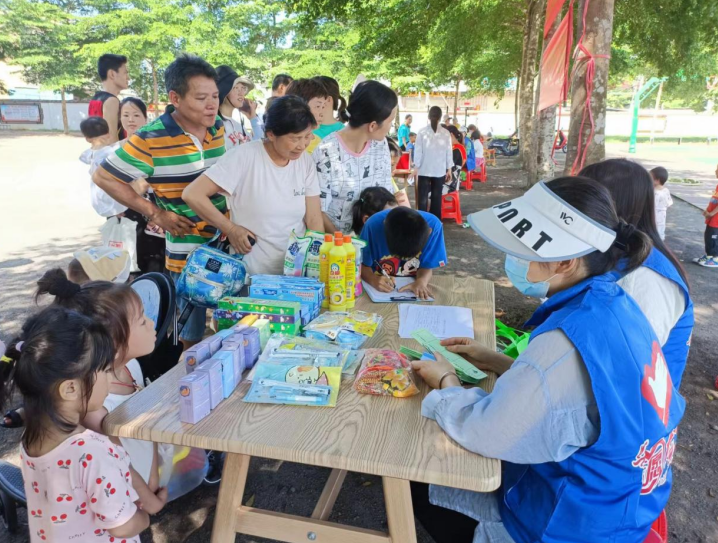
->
xmin=360 ymin=206 xmax=447 ymax=300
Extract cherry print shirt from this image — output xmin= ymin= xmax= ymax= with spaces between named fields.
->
xmin=21 ymin=429 xmax=140 ymax=543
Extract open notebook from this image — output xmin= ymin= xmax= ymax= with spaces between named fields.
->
xmin=362 ymin=277 xmax=434 ymax=303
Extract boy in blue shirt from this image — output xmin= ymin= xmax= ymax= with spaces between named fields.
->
xmin=360 ymin=207 xmax=447 ymax=299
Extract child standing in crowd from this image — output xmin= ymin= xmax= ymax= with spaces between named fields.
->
xmin=36 ymin=268 xmax=169 ymax=513
xmin=1 ymin=306 xmax=150 ymax=542
xmin=386 ymin=137 xmax=412 ymax=208
xmin=313 ymin=76 xmax=346 ymax=139
xmin=446 ymin=125 xmax=466 ymax=193
xmin=407 ymin=132 xmax=417 ymax=162
xmin=285 ymin=78 xmax=330 ymax=154
xmin=650 ymin=166 xmax=673 ymax=240
xmin=360 ymin=206 xmax=447 ymax=299
xmin=351 ymin=186 xmax=398 ymax=235
xmin=694 ymin=163 xmax=718 ymax=267
xmin=80 ymin=117 xmax=128 ymax=219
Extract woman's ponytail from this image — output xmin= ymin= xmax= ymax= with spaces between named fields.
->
xmin=36 ymin=268 xmax=81 ymax=303
xmin=613 ymin=220 xmax=652 ymax=273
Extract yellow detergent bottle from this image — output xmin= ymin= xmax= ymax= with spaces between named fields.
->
xmin=343 ymin=235 xmax=356 ymax=309
xmin=328 ymin=233 xmax=347 ymax=311
xmin=319 ymin=233 xmax=334 ymax=309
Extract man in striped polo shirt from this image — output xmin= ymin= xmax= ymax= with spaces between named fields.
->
xmin=94 ymin=53 xmax=226 ymax=347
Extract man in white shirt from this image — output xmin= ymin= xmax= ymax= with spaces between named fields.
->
xmin=413 ymin=106 xmax=453 ymax=218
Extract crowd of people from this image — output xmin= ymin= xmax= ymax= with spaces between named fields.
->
xmin=0 ymin=50 xmax=706 ymax=543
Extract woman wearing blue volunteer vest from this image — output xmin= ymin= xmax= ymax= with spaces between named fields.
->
xmin=412 ymin=177 xmax=685 ymax=543
xmin=580 ymin=159 xmax=693 ymax=388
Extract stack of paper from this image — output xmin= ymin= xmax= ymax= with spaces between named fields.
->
xmin=398 ymin=304 xmax=474 ymax=339
xmin=362 ymin=277 xmax=434 ymax=303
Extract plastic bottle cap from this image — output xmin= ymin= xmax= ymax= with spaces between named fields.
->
xmin=334 ymin=237 xmax=344 ymax=246
xmin=343 ymin=235 xmax=352 ymax=243
xmin=324 ymin=234 xmax=333 ymax=242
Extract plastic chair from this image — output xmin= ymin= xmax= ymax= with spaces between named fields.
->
xmin=484 ymin=148 xmax=497 ymax=167
xmin=644 ymin=510 xmax=668 ymax=543
xmin=396 ymin=152 xmax=411 ymax=171
xmin=441 ymin=192 xmax=463 ymax=224
xmin=461 ymin=171 xmax=473 ymax=191
xmin=0 ymin=460 xmax=25 ymax=534
xmin=467 ymin=160 xmax=487 ymax=185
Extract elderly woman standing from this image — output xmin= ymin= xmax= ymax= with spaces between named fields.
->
xmin=183 ymin=96 xmax=323 ymax=275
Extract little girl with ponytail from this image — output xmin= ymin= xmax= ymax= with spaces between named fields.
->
xmin=1 ymin=306 xmax=149 ymax=542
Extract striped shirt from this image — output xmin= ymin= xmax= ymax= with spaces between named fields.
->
xmin=100 ymin=107 xmax=227 ymax=273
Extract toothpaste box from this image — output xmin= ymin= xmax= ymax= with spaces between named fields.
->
xmin=212 ymin=351 xmax=235 ymax=399
xmin=219 ymin=297 xmax=302 ymax=316
xmin=205 ymin=334 xmax=224 ymax=355
xmin=194 ymin=359 xmax=223 ymax=409
xmin=214 ymin=329 xmax=236 ymax=341
xmin=183 ymin=343 xmax=211 ymax=373
xmin=233 ymin=327 xmax=261 ymax=369
xmin=219 ymin=343 xmax=245 ymax=387
xmin=179 ymin=372 xmax=211 ymax=424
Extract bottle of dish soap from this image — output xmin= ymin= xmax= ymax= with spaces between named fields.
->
xmin=343 ymin=235 xmax=356 ymax=309
xmin=328 ymin=233 xmax=347 ymax=311
xmin=319 ymin=233 xmax=334 ymax=309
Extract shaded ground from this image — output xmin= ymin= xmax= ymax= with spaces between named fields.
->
xmin=1 ymin=135 xmax=717 ymax=542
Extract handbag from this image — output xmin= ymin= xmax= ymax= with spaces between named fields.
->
xmin=175 ymin=233 xmax=247 ymax=308
xmin=100 ymin=216 xmax=139 ymax=272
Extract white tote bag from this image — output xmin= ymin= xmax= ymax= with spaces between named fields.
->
xmin=100 ymin=216 xmax=139 ymax=272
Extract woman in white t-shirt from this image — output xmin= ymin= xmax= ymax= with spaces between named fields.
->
xmin=312 ymin=80 xmax=398 ymax=234
xmin=183 ymin=96 xmax=324 ymax=275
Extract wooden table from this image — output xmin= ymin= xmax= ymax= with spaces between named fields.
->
xmin=105 ymin=275 xmax=499 ymax=543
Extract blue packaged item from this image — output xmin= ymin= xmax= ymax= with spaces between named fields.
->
xmin=212 ymin=351 xmax=235 ymax=399
xmin=219 ymin=343 xmax=245 ymax=387
xmin=204 ymin=334 xmax=223 ymax=356
xmin=175 ymin=236 xmax=247 ymax=309
xmin=194 ymin=359 xmax=223 ymax=409
xmin=183 ymin=343 xmax=211 ymax=373
xmin=179 ymin=373 xmax=211 ymax=424
xmin=303 ymin=311 xmax=383 ymax=350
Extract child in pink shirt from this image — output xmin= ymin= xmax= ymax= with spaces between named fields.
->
xmin=1 ymin=306 xmax=151 ymax=542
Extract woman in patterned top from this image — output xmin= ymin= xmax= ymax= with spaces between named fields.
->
xmin=312 ymin=80 xmax=398 ymax=234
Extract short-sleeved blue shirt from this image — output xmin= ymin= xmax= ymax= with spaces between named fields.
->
xmin=360 ymin=209 xmax=448 ymax=276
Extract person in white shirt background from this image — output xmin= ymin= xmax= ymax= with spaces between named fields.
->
xmin=413 ymin=105 xmax=453 ymax=219
xmin=651 ymin=166 xmax=673 ymax=240
xmin=216 ymin=65 xmax=264 ymax=151
xmin=182 ymin=95 xmax=324 ymax=276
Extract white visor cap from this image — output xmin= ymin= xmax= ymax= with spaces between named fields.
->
xmin=467 ymin=181 xmax=617 ymax=262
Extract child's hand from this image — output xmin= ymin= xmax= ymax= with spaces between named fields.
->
xmin=373 ymin=274 xmax=395 ymax=293
xmin=139 ymin=487 xmax=168 ymax=515
xmin=400 ymin=280 xmax=433 ymax=300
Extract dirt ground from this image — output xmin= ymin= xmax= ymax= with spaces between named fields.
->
xmin=1 ymin=135 xmax=717 ymax=542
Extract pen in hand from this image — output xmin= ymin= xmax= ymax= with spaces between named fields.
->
xmin=374 ymin=260 xmax=396 ymax=289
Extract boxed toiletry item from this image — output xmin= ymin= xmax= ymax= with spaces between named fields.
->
xmin=194 ymin=358 xmax=223 ymax=409
xmin=179 ymin=372 xmax=211 ymax=424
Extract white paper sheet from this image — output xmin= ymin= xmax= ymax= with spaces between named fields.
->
xmin=398 ymin=304 xmax=474 ymax=339
xmin=362 ymin=277 xmax=434 ymax=302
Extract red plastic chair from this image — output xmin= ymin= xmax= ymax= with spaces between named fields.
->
xmin=396 ymin=152 xmax=411 ymax=171
xmin=644 ymin=510 xmax=668 ymax=543
xmin=461 ymin=172 xmax=474 ymax=191
xmin=441 ymin=192 xmax=462 ymax=224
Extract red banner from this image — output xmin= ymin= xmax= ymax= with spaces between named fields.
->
xmin=538 ymin=12 xmax=572 ymax=112
xmin=544 ymin=0 xmax=567 ymax=38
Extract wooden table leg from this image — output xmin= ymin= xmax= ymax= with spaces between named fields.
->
xmin=382 ymin=477 xmax=417 ymax=543
xmin=311 ymin=468 xmax=348 ymax=521
xmin=211 ymin=453 xmax=250 ymax=543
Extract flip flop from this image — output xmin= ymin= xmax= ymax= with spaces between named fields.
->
xmin=0 ymin=409 xmax=24 ymax=429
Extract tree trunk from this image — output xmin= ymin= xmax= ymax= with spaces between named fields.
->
xmin=514 ymin=74 xmax=520 ymax=133
xmin=518 ymin=0 xmax=546 ymax=184
xmin=60 ymin=87 xmax=69 ymax=135
xmin=532 ymin=10 xmax=562 ymax=185
xmin=151 ymin=60 xmax=159 ymax=118
xmin=453 ymin=78 xmax=461 ymax=121
xmin=564 ymin=0 xmax=615 ymax=174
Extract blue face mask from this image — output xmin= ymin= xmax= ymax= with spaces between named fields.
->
xmin=504 ymin=255 xmax=556 ymax=298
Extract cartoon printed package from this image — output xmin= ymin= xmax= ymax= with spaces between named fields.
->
xmin=252 ymin=334 xmax=362 ymax=378
xmin=244 ymin=364 xmax=343 ymax=407
xmin=283 ymin=230 xmax=311 ymax=277
xmin=303 ymin=311 xmax=382 ymax=349
xmin=353 ymin=349 xmax=419 ymax=398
